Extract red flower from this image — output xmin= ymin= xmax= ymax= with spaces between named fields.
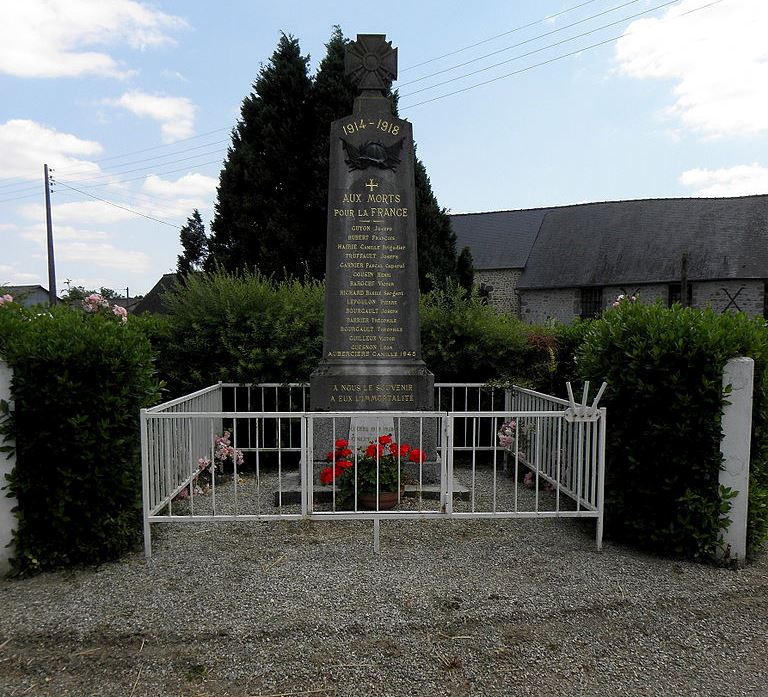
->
xmin=319 ymin=467 xmax=335 ymax=485
xmin=335 ymin=438 xmax=348 ymax=448
xmin=365 ymin=443 xmax=378 ymax=457
xmin=339 ymin=447 xmax=353 ymax=457
xmin=399 ymin=443 xmax=411 ymax=456
xmin=325 ymin=451 xmax=335 ymax=462
xmin=337 ymin=460 xmax=353 ymax=469
xmin=408 ymin=448 xmax=426 ymax=464
xmin=378 ymin=434 xmax=393 ymax=445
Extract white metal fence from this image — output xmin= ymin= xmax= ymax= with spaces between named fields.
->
xmin=141 ymin=383 xmax=605 ymax=556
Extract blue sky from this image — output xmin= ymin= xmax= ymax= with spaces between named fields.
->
xmin=1 ymin=0 xmax=765 ymax=296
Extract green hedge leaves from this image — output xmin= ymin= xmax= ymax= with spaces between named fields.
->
xmin=0 ymin=305 xmax=160 ymax=574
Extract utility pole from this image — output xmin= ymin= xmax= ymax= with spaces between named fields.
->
xmin=44 ymin=164 xmax=57 ymax=305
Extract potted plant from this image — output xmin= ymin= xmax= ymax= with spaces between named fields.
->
xmin=320 ymin=435 xmax=427 ymax=510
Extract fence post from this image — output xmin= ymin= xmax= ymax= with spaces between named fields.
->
xmin=0 ymin=361 xmax=17 ymax=574
xmin=718 ymin=357 xmax=754 ymax=564
xmin=141 ymin=408 xmax=152 ymax=558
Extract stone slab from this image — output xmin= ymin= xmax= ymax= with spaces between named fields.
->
xmin=274 ymin=472 xmax=469 ymax=506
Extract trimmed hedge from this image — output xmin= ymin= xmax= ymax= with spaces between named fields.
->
xmin=0 ymin=304 xmax=160 ymax=574
xmin=577 ymin=301 xmax=768 ymax=559
xmin=154 ymin=271 xmax=324 ymax=397
xmin=420 ymin=284 xmax=556 ymax=384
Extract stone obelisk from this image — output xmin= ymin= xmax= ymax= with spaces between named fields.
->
xmin=310 ymin=34 xmax=434 ymax=413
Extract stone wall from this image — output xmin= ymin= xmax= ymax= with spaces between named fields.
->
xmin=519 ymin=280 xmax=766 ymax=324
xmin=474 ymin=269 xmax=522 ymax=316
xmin=519 ymin=288 xmax=579 ymax=324
xmin=694 ymin=280 xmax=764 ymax=316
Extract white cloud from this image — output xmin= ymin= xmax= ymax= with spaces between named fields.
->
xmin=57 ymin=241 xmax=151 ymax=272
xmin=20 ymin=225 xmax=109 ymax=243
xmin=0 ymin=120 xmax=102 ymax=181
xmin=680 ymin=163 xmax=768 ymax=197
xmin=108 ymin=90 xmax=196 ymax=142
xmin=20 ymin=199 xmax=135 ymax=226
xmin=0 ymin=0 xmax=186 ymax=79
xmin=134 ymin=172 xmax=217 ymax=218
xmin=142 ymin=172 xmax=217 ymax=200
xmin=615 ymin=0 xmax=768 ymax=138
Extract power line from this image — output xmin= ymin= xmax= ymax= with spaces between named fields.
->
xmin=91 ymin=126 xmax=231 ymax=165
xmin=401 ymin=0 xmax=605 ymax=72
xmin=57 ymin=158 xmax=223 ymax=191
xmin=55 ymin=138 xmax=230 ymax=180
xmin=401 ymin=0 xmax=725 ymax=110
xmin=399 ymin=0 xmax=644 ymax=87
xmin=0 ymin=139 xmax=228 ymax=197
xmin=399 ymin=0 xmax=679 ymax=99
xmin=57 ymin=145 xmax=228 ymax=187
xmin=53 ymin=180 xmax=180 ymax=228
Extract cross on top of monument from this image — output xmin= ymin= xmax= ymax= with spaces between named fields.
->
xmin=344 ymin=34 xmax=398 ymax=93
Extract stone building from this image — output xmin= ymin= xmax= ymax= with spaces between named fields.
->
xmin=451 ymin=195 xmax=768 ymax=323
xmin=449 ymin=208 xmax=550 ymax=315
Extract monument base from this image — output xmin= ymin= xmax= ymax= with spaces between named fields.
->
xmin=310 ymin=359 xmax=437 ymax=475
xmin=310 ymin=359 xmax=434 ymax=411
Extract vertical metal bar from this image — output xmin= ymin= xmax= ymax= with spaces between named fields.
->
xmin=534 ymin=416 xmax=541 ymax=513
xmin=278 ymin=416 xmax=283 ymax=510
xmin=255 ymin=417 xmax=262 ymax=516
xmin=590 ymin=419 xmax=598 ymax=507
xmin=332 ymin=419 xmax=337 ymax=512
xmin=141 ymin=410 xmax=152 ymax=558
xmin=555 ymin=417 xmax=562 ymax=513
xmin=165 ymin=418 xmax=173 ymax=515
xmin=418 ymin=417 xmax=423 ymax=511
xmin=396 ymin=417 xmax=402 ymax=503
xmin=446 ymin=415 xmax=454 ymax=515
xmin=210 ymin=418 xmax=216 ymax=516
xmin=471 ymin=416 xmax=476 ymax=513
xmin=353 ymin=418 xmax=359 ymax=512
xmin=302 ymin=415 xmax=310 ymax=517
xmin=514 ymin=418 xmax=519 ymax=513
xmin=576 ymin=421 xmax=584 ymax=512
xmin=233 ymin=416 xmax=239 ymax=517
xmin=492 ymin=415 xmax=497 ymax=513
xmin=188 ymin=417 xmax=195 ymax=517
xmin=595 ymin=409 xmax=607 ymax=551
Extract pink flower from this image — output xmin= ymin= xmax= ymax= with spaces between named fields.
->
xmin=0 ymin=294 xmax=12 ymax=305
xmin=112 ymin=305 xmax=128 ymax=323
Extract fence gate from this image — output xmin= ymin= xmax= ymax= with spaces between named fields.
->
xmin=141 ymin=383 xmax=605 ymax=556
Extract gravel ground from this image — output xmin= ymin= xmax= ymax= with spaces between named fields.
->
xmin=0 ymin=468 xmax=766 ymax=697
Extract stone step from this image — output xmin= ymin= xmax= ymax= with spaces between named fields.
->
xmin=274 ymin=472 xmax=470 ymax=506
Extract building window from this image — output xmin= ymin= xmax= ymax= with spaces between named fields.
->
xmin=668 ymin=283 xmax=693 ymax=307
xmin=580 ymin=287 xmax=603 ymax=319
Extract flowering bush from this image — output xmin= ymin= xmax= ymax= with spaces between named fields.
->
xmin=611 ymin=293 xmax=637 ymax=308
xmin=176 ymin=431 xmax=244 ymax=500
xmin=320 ymin=435 xmax=426 ymax=503
xmin=82 ymin=293 xmax=128 ymax=324
xmin=497 ymin=418 xmax=534 ymax=456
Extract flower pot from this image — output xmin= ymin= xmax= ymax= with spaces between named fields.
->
xmin=358 ymin=488 xmax=402 ymax=510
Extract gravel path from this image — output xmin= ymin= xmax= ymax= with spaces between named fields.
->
xmin=0 ymin=470 xmax=766 ymax=697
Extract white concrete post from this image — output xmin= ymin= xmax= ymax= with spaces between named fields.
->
xmin=718 ymin=357 xmax=754 ymax=563
xmin=0 ymin=360 xmax=16 ymax=574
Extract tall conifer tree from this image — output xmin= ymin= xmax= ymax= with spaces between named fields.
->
xmin=207 ymin=28 xmax=458 ymax=289
xmin=208 ymin=34 xmax=316 ymax=277
xmin=177 ymin=209 xmax=208 ymax=274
